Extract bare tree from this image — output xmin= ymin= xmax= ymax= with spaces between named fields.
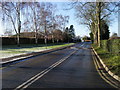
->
xmin=38 ymin=2 xmax=56 ymax=47
xmin=53 ymin=29 xmax=63 ymax=43
xmin=26 ymin=2 xmax=41 ymax=45
xmin=2 ymin=2 xmax=25 ymax=46
xmin=54 ymin=15 xmax=69 ymax=30
xmin=96 ymin=2 xmax=101 ymax=47
xmin=75 ymin=2 xmax=98 ymax=43
xmin=73 ymin=1 xmax=118 ymax=47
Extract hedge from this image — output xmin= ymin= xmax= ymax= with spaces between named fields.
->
xmin=100 ymin=40 xmax=108 ymax=52
xmin=100 ymin=39 xmax=120 ymax=54
xmin=107 ymin=39 xmax=120 ymax=54
xmin=1 ymin=37 xmax=46 ymax=45
xmin=1 ymin=37 xmax=67 ymax=45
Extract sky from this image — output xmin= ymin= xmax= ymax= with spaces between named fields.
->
xmin=55 ymin=2 xmax=90 ymax=37
xmin=53 ymin=2 xmax=119 ymax=37
xmin=0 ymin=1 xmax=119 ymax=37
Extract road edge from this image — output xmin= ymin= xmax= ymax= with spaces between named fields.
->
xmin=92 ymin=47 xmax=120 ymax=82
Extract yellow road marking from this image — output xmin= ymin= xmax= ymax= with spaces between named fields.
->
xmin=91 ymin=50 xmax=119 ymax=89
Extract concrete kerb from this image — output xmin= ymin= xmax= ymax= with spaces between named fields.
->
xmin=1 ymin=44 xmax=75 ymax=65
xmin=92 ymin=47 xmax=120 ymax=82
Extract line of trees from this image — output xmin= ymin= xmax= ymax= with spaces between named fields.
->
xmin=71 ymin=1 xmax=119 ymax=47
xmin=1 ymin=2 xmax=70 ymax=46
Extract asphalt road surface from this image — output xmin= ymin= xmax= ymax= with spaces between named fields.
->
xmin=2 ymin=42 xmax=117 ymax=89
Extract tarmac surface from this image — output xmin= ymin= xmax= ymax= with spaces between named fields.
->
xmin=2 ymin=42 xmax=117 ymax=89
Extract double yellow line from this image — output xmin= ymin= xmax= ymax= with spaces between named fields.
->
xmin=92 ymin=49 xmax=119 ymax=89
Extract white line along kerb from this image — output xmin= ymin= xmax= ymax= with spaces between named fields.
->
xmin=14 ymin=43 xmax=85 ymax=90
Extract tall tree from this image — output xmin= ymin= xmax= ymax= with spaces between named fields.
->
xmin=96 ymin=1 xmax=101 ymax=47
xmin=27 ymin=2 xmax=41 ymax=45
xmin=39 ymin=2 xmax=56 ymax=46
xmin=64 ymin=25 xmax=75 ymax=42
xmin=50 ymin=14 xmax=69 ymax=43
xmin=2 ymin=2 xmax=24 ymax=46
xmin=100 ymin=20 xmax=109 ymax=40
xmin=53 ymin=29 xmax=63 ymax=43
xmin=64 ymin=27 xmax=69 ymax=42
xmin=69 ymin=25 xmax=75 ymax=40
xmin=73 ymin=1 xmax=118 ymax=47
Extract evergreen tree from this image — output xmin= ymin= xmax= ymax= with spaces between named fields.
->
xmin=69 ymin=25 xmax=75 ymax=40
xmin=100 ymin=20 xmax=110 ymax=40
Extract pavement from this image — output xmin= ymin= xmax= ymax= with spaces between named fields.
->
xmin=1 ymin=42 xmax=119 ymax=89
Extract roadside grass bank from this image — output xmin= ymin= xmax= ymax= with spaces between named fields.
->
xmin=92 ymin=44 xmax=120 ymax=77
xmin=0 ymin=43 xmax=74 ymax=59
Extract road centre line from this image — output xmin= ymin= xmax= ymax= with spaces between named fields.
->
xmin=1 ymin=43 xmax=83 ymax=70
xmin=14 ymin=50 xmax=77 ymax=90
xmin=14 ymin=43 xmax=85 ymax=89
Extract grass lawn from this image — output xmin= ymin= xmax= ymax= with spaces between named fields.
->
xmin=92 ymin=44 xmax=120 ymax=77
xmin=1 ymin=43 xmax=74 ymax=59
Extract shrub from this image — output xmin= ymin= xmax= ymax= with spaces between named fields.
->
xmin=107 ymin=39 xmax=120 ymax=54
xmin=100 ymin=40 xmax=108 ymax=52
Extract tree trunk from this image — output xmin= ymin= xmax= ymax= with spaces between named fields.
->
xmin=93 ymin=33 xmax=97 ymax=44
xmin=68 ymin=35 xmax=69 ymax=43
xmin=17 ymin=33 xmax=20 ymax=47
xmin=52 ymin=35 xmax=54 ymax=43
xmin=97 ymin=22 xmax=100 ymax=47
xmin=17 ymin=3 xmax=21 ymax=47
xmin=45 ymin=37 xmax=47 ymax=47
xmin=96 ymin=2 xmax=101 ymax=47
xmin=44 ymin=21 xmax=47 ymax=49
xmin=35 ymin=33 xmax=38 ymax=45
xmin=35 ymin=24 xmax=38 ymax=45
xmin=57 ymin=39 xmax=59 ymax=43
xmin=33 ymin=7 xmax=38 ymax=45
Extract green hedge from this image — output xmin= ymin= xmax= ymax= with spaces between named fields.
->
xmin=100 ymin=40 xmax=108 ymax=52
xmin=100 ymin=39 xmax=120 ymax=54
xmin=107 ymin=39 xmax=120 ymax=54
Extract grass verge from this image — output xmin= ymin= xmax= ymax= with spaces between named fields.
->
xmin=1 ymin=43 xmax=74 ymax=59
xmin=92 ymin=44 xmax=120 ymax=77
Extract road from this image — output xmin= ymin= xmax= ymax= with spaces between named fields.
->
xmin=2 ymin=42 xmax=117 ymax=89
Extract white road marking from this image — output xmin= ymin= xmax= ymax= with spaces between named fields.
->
xmin=14 ymin=43 xmax=85 ymax=89
xmin=14 ymin=51 xmax=76 ymax=90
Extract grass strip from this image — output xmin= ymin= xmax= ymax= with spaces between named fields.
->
xmin=1 ymin=43 xmax=74 ymax=58
xmin=92 ymin=44 xmax=120 ymax=77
